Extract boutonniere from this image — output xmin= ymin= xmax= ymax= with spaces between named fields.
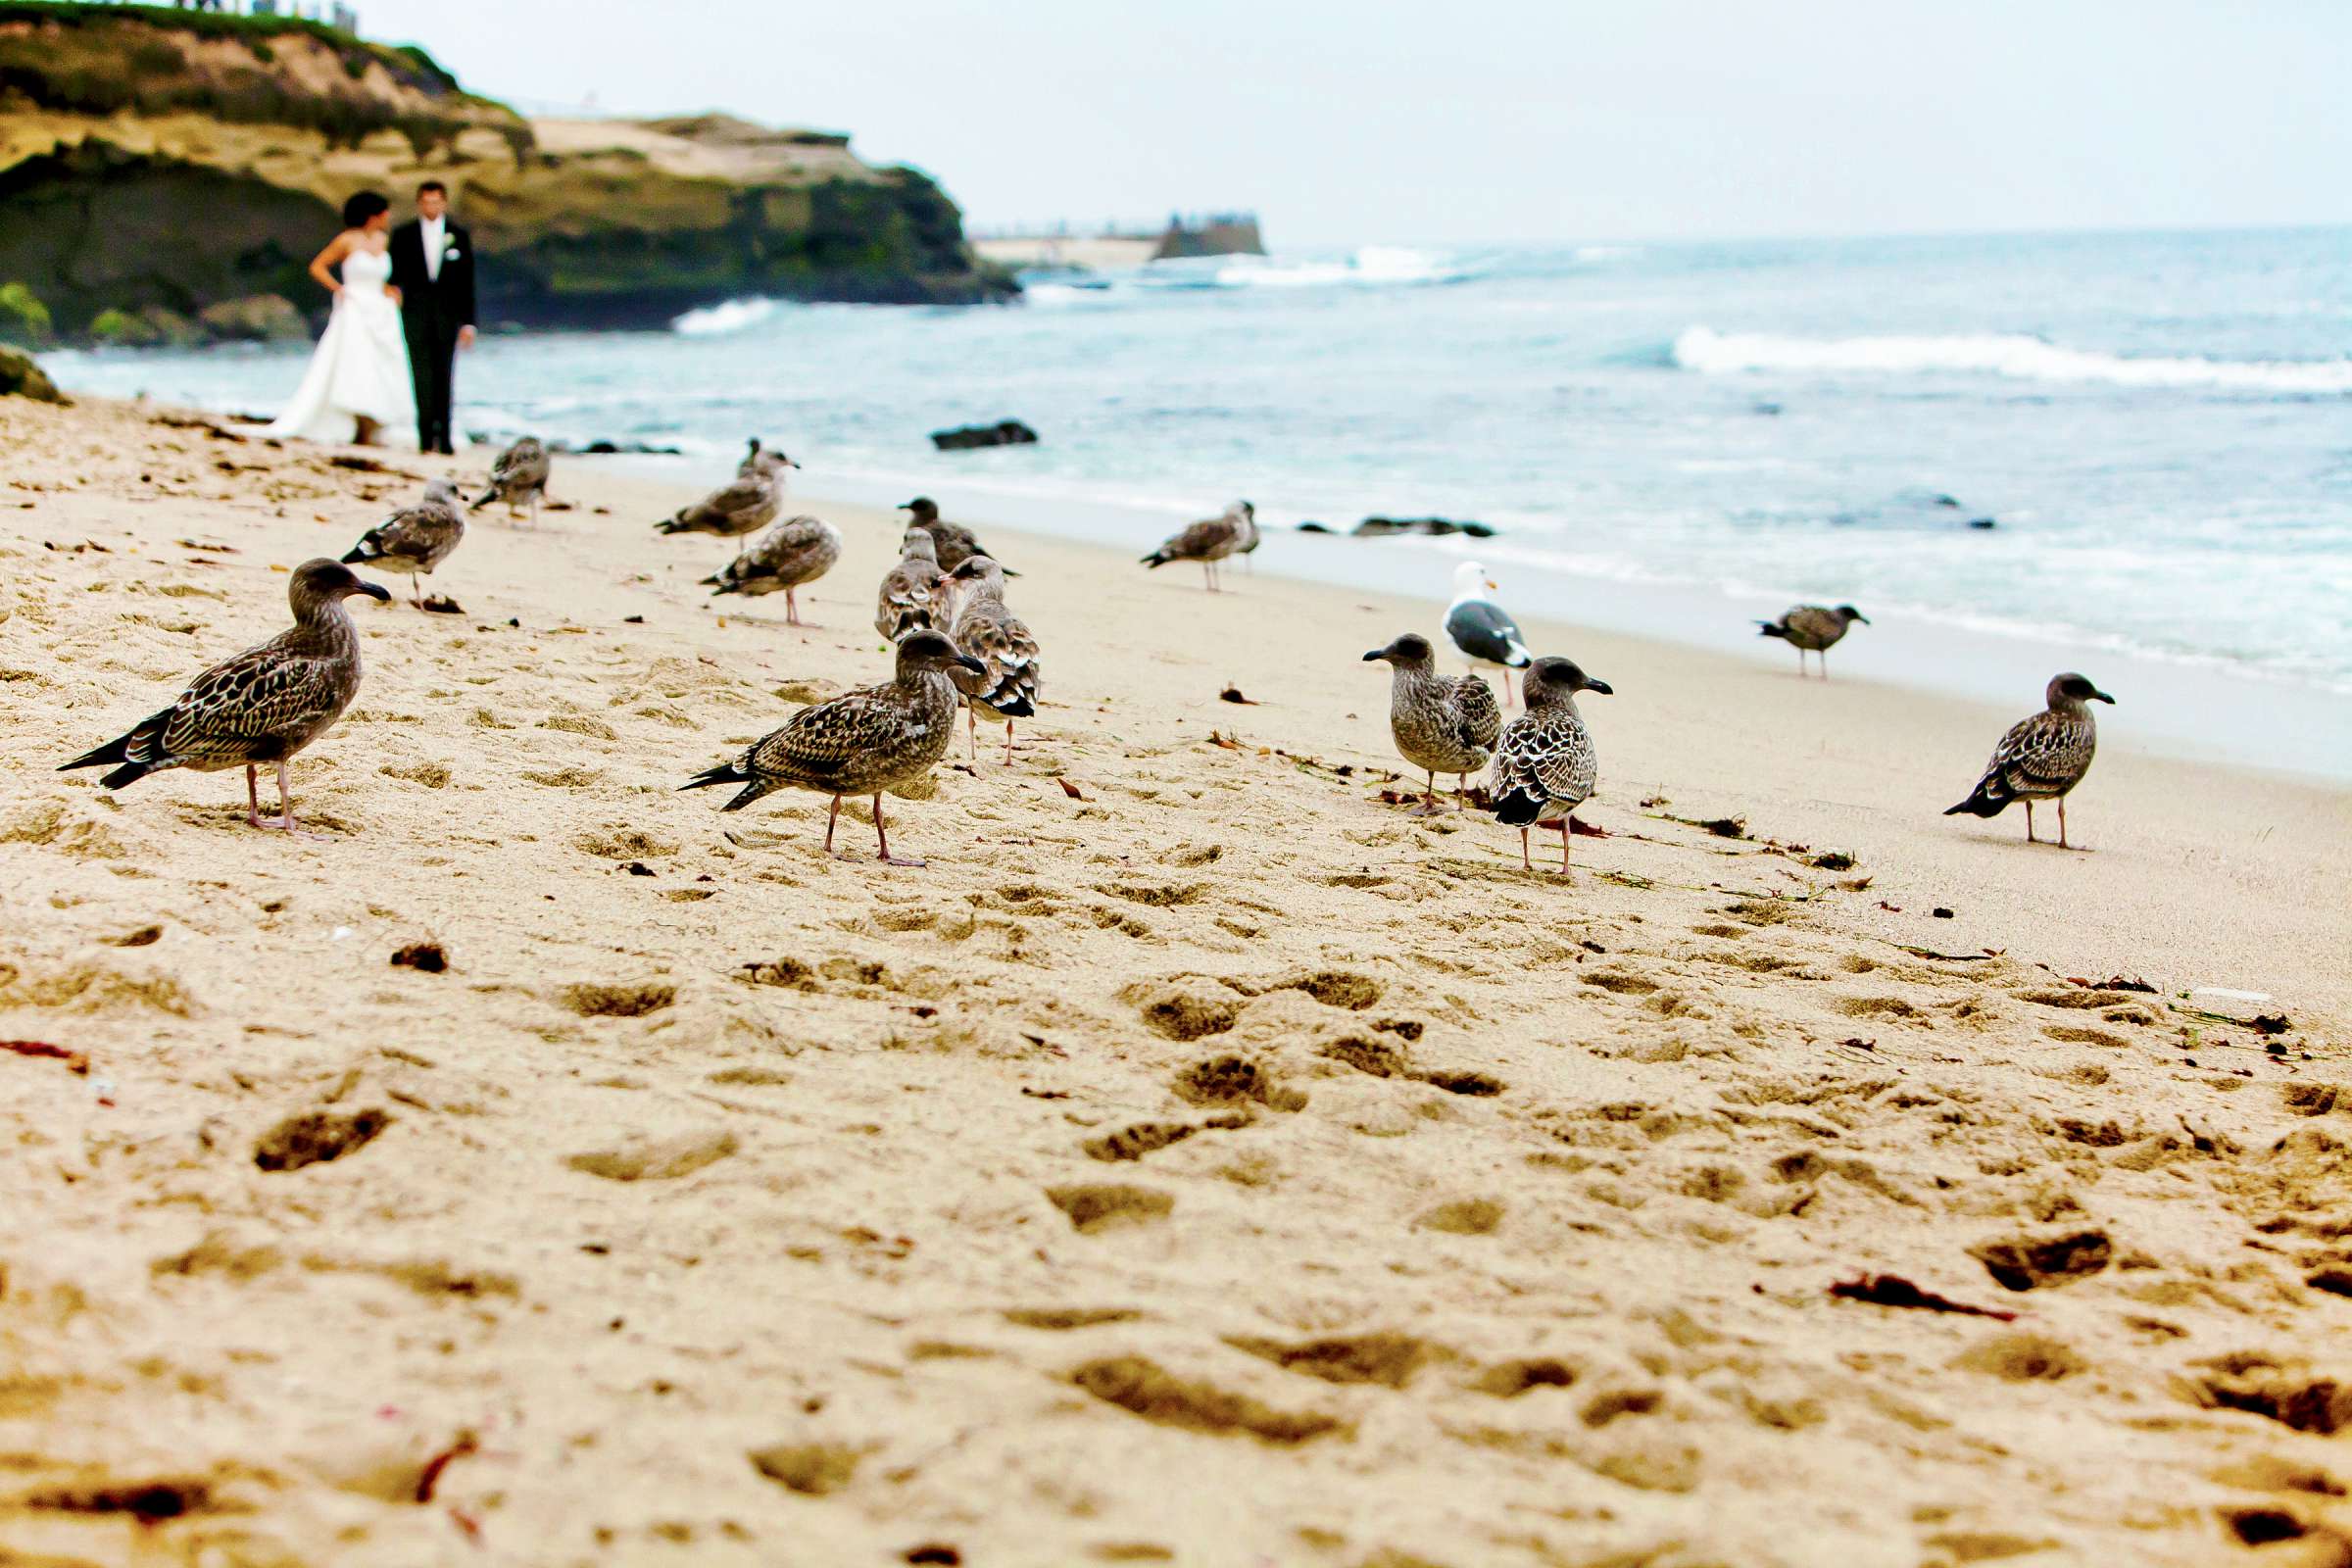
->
xmin=443 ymin=244 xmax=463 ymax=261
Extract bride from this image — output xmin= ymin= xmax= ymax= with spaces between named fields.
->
xmin=265 ymin=192 xmax=414 ymax=446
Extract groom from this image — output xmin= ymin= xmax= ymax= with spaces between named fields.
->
xmin=389 ymin=179 xmax=476 ymax=455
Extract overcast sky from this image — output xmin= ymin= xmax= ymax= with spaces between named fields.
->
xmin=364 ymin=0 xmax=2352 ymax=246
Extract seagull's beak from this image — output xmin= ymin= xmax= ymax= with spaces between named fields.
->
xmin=955 ymin=654 xmax=988 ymax=675
xmin=787 ymin=458 xmax=801 ymax=468
xmin=355 ymin=582 xmax=391 ymax=604
xmin=2092 ymin=689 xmax=2115 ymax=705
xmin=897 ymin=499 xmax=919 ymax=510
xmin=1854 ymin=613 xmax=1872 ymax=625
xmin=1583 ymin=677 xmax=1614 ymax=696
xmin=1485 ymin=578 xmax=1498 ymax=592
xmin=1362 ymin=649 xmax=1388 ymax=662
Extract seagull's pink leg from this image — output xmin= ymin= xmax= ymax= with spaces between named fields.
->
xmin=966 ymin=707 xmax=977 ymax=760
xmin=2058 ymin=796 xmax=2070 ymax=850
xmin=1559 ymin=818 xmax=1574 ymax=877
xmin=1409 ymin=769 xmax=1440 ymax=815
xmin=2025 ymin=801 xmax=2037 ymax=843
xmin=874 ymin=793 xmax=926 ymax=867
xmin=253 ymin=761 xmax=325 ymax=839
xmin=1003 ymin=720 xmax=1015 ymax=767
xmin=824 ymin=794 xmax=841 ymax=853
xmin=785 ymin=587 xmax=800 ymax=628
xmin=1519 ymin=826 xmax=1532 ymax=871
xmin=245 ymin=764 xmax=265 ymax=829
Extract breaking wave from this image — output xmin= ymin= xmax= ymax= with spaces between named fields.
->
xmin=671 ymin=298 xmax=780 ymax=336
xmin=1672 ymin=325 xmax=2352 ymax=394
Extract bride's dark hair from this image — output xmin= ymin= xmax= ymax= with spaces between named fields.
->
xmin=341 ymin=191 xmax=391 ymax=228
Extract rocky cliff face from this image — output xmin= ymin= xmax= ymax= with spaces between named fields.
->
xmin=469 ymin=115 xmax=1004 ymax=325
xmin=0 ymin=3 xmax=1010 ymax=340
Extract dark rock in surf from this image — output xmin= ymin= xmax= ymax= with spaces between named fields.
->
xmin=1351 ymin=515 xmax=1497 ymax=540
xmin=1831 ymin=488 xmax=1998 ymax=533
xmin=931 ymin=419 xmax=1040 ymax=451
xmin=543 ymin=438 xmax=683 ymax=456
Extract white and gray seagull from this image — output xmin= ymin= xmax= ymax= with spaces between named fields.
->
xmin=1445 ymin=561 xmax=1534 ymax=709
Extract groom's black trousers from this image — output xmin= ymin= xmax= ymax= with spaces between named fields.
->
xmin=402 ymin=302 xmax=461 ymax=452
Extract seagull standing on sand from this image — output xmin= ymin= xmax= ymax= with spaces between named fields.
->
xmin=942 ymin=554 xmax=1041 ymax=765
xmin=656 ymin=463 xmax=783 ymax=564
xmin=341 ymin=476 xmax=466 ymax=607
xmin=1757 ymin=604 xmax=1869 ymax=678
xmin=1446 ymin=562 xmax=1533 ymax=708
xmin=900 ymin=497 xmax=988 ymax=572
xmin=1944 ymin=672 xmax=2114 ymax=848
xmin=680 ymin=628 xmax=984 ymax=867
xmin=1488 ymin=657 xmax=1612 ymax=875
xmin=59 ymin=560 xmax=388 ymax=834
xmin=876 ymin=528 xmax=946 ymax=640
xmin=704 ymin=514 xmax=842 ymax=627
xmin=473 ymin=436 xmax=551 ymax=526
xmin=1363 ymin=631 xmax=1499 ymax=813
xmin=1141 ymin=501 xmax=1254 ymax=593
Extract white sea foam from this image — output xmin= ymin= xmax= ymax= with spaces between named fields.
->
xmin=671 ymin=298 xmax=779 ymax=336
xmin=1672 ymin=325 xmax=2352 ymax=393
xmin=1141 ymin=247 xmax=1464 ymax=290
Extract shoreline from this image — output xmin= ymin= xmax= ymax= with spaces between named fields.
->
xmin=32 ymin=335 xmax=2352 ymax=767
xmin=5 ymin=395 xmax=2349 ymax=1565
xmin=659 ymin=453 xmax=2352 ymax=785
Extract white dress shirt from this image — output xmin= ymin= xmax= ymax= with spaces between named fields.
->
xmin=420 ymin=215 xmax=445 ymax=282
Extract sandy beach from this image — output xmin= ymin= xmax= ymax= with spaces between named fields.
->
xmin=4 ymin=393 xmax=2350 ymax=1567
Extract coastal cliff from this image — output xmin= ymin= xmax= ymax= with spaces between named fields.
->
xmin=0 ymin=3 xmax=1010 ymax=342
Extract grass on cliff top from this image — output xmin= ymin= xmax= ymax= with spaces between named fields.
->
xmin=0 ymin=1 xmax=527 ymax=155
xmin=0 ymin=1 xmax=459 ymax=90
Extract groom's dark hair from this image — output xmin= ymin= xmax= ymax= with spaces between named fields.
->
xmin=342 ymin=191 xmax=390 ymax=227
xmin=416 ymin=179 xmax=448 ymax=197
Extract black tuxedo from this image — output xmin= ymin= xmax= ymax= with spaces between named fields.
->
xmin=388 ymin=217 xmax=477 ymax=454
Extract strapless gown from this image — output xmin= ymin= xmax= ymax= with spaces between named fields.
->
xmin=265 ymin=245 xmax=415 ymax=444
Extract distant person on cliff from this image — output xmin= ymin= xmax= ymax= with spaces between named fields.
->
xmin=263 ymin=190 xmax=414 ymax=448
xmin=388 ymin=179 xmax=477 ymax=456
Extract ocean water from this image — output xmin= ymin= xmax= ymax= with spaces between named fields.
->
xmin=41 ymin=227 xmax=2352 ymax=710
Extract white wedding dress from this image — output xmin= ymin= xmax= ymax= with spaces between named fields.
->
xmin=265 ymin=243 xmax=414 ymax=444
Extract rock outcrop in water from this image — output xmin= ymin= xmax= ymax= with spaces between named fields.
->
xmin=1350 ymin=515 xmax=1497 ymax=540
xmin=931 ymin=419 xmax=1041 ymax=451
xmin=0 ymin=4 xmax=1012 ymax=340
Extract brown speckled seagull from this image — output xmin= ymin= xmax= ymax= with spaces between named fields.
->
xmin=680 ymin=628 xmax=984 ymax=866
xmin=473 ymin=436 xmax=551 ymax=526
xmin=899 ymin=497 xmax=988 ymax=573
xmin=876 ymin=528 xmax=946 ymax=640
xmin=341 ymin=476 xmax=465 ymax=606
xmin=1756 ymin=604 xmax=1869 ymax=678
xmin=704 ymin=513 xmax=842 ymax=627
xmin=1363 ymin=631 xmax=1499 ymax=813
xmin=1488 ymin=657 xmax=1613 ymax=876
xmin=657 ymin=464 xmax=783 ymax=564
xmin=1944 ymin=672 xmax=2114 ymax=848
xmin=1141 ymin=501 xmax=1254 ymax=593
xmin=943 ymin=554 xmax=1040 ymax=765
xmin=59 ymin=559 xmax=388 ymax=834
